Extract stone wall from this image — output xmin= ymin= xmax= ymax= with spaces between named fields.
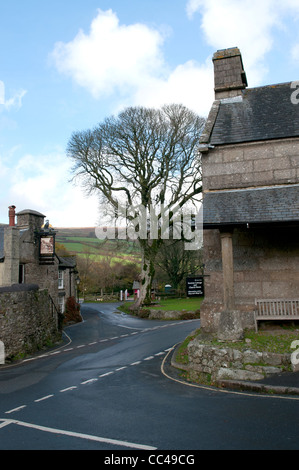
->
xmin=201 ymin=225 xmax=299 ymax=332
xmin=24 ymin=261 xmax=59 ymax=306
xmin=0 ymin=284 xmax=61 ymax=360
xmin=201 ymin=136 xmax=299 ymax=333
xmin=183 ymin=336 xmax=292 ymax=383
xmin=202 ymin=138 xmax=299 ymax=192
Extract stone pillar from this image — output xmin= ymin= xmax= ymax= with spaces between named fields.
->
xmin=0 ymin=341 xmax=4 ymax=364
xmin=2 ymin=226 xmax=20 ymax=286
xmin=0 ymin=341 xmax=5 ymax=365
xmin=220 ymin=231 xmax=235 ymax=311
xmin=218 ymin=230 xmax=243 ymax=341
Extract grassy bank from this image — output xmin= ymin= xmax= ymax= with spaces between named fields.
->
xmin=150 ymin=297 xmax=203 ymax=312
xmin=118 ymin=296 xmax=203 ymax=317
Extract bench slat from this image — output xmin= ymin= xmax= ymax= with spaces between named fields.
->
xmin=254 ymin=299 xmax=299 ymax=332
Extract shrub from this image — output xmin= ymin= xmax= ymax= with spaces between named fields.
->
xmin=64 ymin=296 xmax=82 ymax=324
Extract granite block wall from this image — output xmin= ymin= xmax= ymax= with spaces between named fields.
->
xmin=0 ymin=285 xmax=61 ymax=360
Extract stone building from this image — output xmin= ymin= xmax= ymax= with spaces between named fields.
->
xmin=0 ymin=206 xmax=78 ymax=359
xmin=0 ymin=207 xmax=77 ymax=309
xmin=199 ymin=47 xmax=299 ymax=335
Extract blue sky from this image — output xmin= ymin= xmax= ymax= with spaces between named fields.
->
xmin=0 ymin=0 xmax=299 ymax=227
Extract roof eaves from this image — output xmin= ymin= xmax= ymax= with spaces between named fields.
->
xmin=199 ymin=100 xmax=220 ymax=146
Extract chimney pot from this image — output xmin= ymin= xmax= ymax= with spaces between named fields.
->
xmin=8 ymin=205 xmax=16 ymax=227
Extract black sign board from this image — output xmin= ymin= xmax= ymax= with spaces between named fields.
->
xmin=186 ymin=276 xmax=204 ymax=297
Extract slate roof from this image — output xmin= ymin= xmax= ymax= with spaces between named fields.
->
xmin=203 ymin=185 xmax=299 ymax=228
xmin=57 ymin=255 xmax=77 ymax=269
xmin=208 ymin=82 xmax=299 ymax=145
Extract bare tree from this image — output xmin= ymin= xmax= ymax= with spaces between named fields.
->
xmin=156 ymin=239 xmax=203 ymax=290
xmin=67 ymin=104 xmax=205 ymax=306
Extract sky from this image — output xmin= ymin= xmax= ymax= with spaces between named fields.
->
xmin=0 ymin=0 xmax=299 ymax=227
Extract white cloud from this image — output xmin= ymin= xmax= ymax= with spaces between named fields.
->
xmin=186 ymin=0 xmax=280 ymax=85
xmin=51 ymin=9 xmax=166 ymax=99
xmin=50 ymin=2 xmax=299 ymax=119
xmin=51 ymin=8 xmax=213 ymax=117
xmin=132 ymin=59 xmax=214 ymax=116
xmin=5 ymin=152 xmax=99 ymax=228
xmin=0 ymin=80 xmax=27 ymax=111
xmin=186 ymin=0 xmax=299 ymax=85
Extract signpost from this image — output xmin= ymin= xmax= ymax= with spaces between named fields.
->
xmin=186 ymin=276 xmax=204 ymax=297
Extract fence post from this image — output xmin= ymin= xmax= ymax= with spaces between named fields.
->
xmin=0 ymin=341 xmax=5 ymax=365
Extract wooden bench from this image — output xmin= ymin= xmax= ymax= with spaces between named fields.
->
xmin=254 ymin=299 xmax=299 ymax=332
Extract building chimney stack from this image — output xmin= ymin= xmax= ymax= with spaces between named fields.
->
xmin=213 ymin=47 xmax=247 ymax=100
xmin=8 ymin=205 xmax=16 ymax=227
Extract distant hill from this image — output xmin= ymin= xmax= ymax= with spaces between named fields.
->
xmin=55 ymin=227 xmax=141 ymax=265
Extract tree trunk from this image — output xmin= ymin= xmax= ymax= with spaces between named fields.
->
xmin=135 ymin=242 xmax=158 ymax=308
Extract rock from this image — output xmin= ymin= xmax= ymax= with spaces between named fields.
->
xmin=243 ymin=349 xmax=262 ymax=364
xmin=261 ymin=366 xmax=282 ymax=376
xmin=216 ymin=367 xmax=265 ymax=382
xmin=262 ymin=352 xmax=283 ymax=366
xmin=217 ymin=310 xmax=244 ymax=342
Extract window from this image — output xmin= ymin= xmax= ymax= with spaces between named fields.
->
xmin=58 ymin=296 xmax=65 ymax=313
xmin=58 ymin=270 xmax=64 ymax=289
xmin=19 ymin=264 xmax=25 ymax=284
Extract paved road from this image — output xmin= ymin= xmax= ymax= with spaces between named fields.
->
xmin=0 ymin=303 xmax=298 ymax=453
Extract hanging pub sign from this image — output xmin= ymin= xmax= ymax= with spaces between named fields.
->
xmin=186 ymin=276 xmax=204 ymax=297
xmin=40 ymin=236 xmax=55 ymax=255
xmin=37 ymin=224 xmax=56 ymax=265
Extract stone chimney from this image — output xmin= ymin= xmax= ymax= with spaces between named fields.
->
xmin=16 ymin=209 xmax=46 ymax=264
xmin=16 ymin=209 xmax=46 ymax=231
xmin=8 ymin=205 xmax=16 ymax=227
xmin=2 ymin=225 xmax=20 ymax=287
xmin=213 ymin=47 xmax=247 ymax=99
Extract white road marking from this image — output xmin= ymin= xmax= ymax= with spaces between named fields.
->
xmin=81 ymin=379 xmax=98 ymax=385
xmin=59 ymin=387 xmax=77 ymax=393
xmin=144 ymin=356 xmax=154 ymax=361
xmin=5 ymin=406 xmax=27 ymax=414
xmin=130 ymin=361 xmax=141 ymax=366
xmin=99 ymin=372 xmax=114 ymax=378
xmin=2 ymin=419 xmax=157 ymax=450
xmin=0 ymin=420 xmax=13 ymax=428
xmin=34 ymin=395 xmax=54 ymax=403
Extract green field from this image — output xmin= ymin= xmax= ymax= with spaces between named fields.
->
xmin=56 ymin=228 xmax=141 ymax=265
